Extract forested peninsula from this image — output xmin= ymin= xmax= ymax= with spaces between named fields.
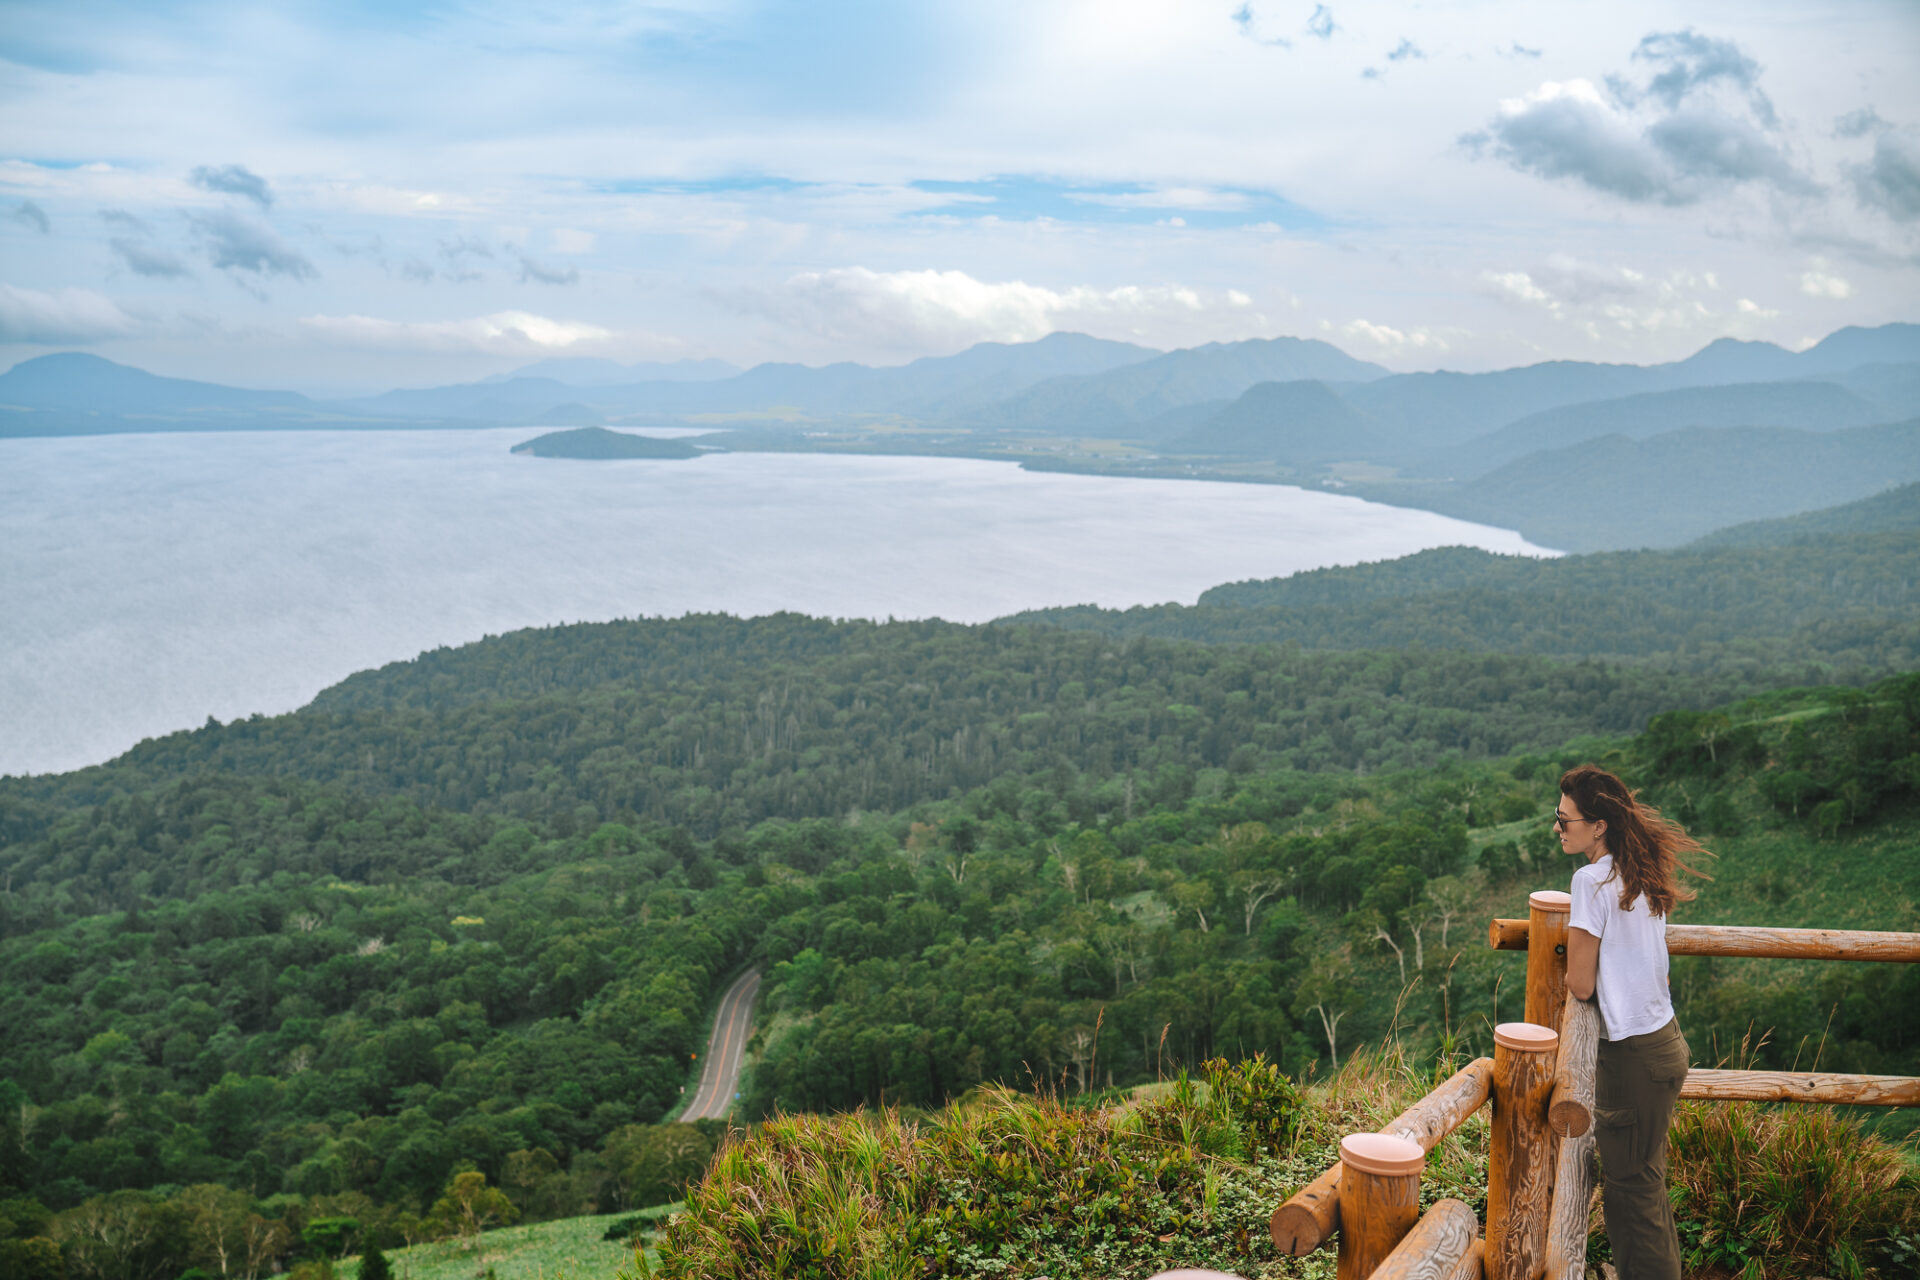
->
xmin=2 ymin=523 xmax=1917 ymax=1279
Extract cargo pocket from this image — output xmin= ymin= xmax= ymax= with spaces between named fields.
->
xmin=1593 ymin=1104 xmax=1640 ymax=1174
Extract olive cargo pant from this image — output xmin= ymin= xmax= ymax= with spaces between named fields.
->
xmin=1594 ymin=1017 xmax=1689 ymax=1280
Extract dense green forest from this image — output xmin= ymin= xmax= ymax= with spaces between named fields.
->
xmin=0 ymin=618 xmax=1840 ymax=851
xmin=1008 ymin=529 xmax=1920 ymax=669
xmin=3 ymin=527 xmax=1918 ymax=1280
xmin=2 ymin=658 xmax=1917 ymax=1277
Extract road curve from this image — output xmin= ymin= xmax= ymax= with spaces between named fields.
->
xmin=681 ymin=969 xmax=762 ymax=1121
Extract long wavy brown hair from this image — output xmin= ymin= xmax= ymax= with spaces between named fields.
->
xmin=1560 ymin=764 xmax=1711 ymax=917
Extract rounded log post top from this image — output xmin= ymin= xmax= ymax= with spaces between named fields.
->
xmin=1341 ymin=1133 xmax=1425 ymax=1176
xmin=1493 ymin=1022 xmax=1558 ymax=1052
xmin=1528 ymin=890 xmax=1571 ymax=912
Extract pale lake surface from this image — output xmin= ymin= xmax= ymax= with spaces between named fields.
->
xmin=0 ymin=429 xmax=1556 ymax=777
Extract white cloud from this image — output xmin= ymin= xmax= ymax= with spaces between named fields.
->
xmin=1480 ymin=270 xmax=1551 ymax=305
xmin=1339 ymin=319 xmax=1449 ymax=356
xmin=0 ymin=285 xmax=139 ymax=344
xmin=739 ymin=266 xmax=1272 ymax=353
xmin=298 ymin=310 xmax=615 ymax=354
xmin=1066 ymin=187 xmax=1251 ymax=212
xmin=1800 ymin=268 xmax=1853 ymax=298
xmin=552 ymin=228 xmax=597 ymax=254
xmin=1467 ymin=31 xmax=1818 ymax=211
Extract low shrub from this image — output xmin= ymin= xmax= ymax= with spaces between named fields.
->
xmin=1668 ymin=1100 xmax=1920 ymax=1279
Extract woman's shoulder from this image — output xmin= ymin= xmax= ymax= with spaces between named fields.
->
xmin=1570 ymin=858 xmax=1614 ymax=891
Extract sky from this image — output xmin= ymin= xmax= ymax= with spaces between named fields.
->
xmin=1 ymin=0 xmax=1916 ymax=393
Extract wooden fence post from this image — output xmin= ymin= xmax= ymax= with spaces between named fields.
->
xmin=1545 ymin=1130 xmax=1595 ymax=1280
xmin=1525 ymin=891 xmax=1571 ymax=1034
xmin=1549 ymin=994 xmax=1600 ymax=1138
xmin=1367 ymin=1198 xmax=1480 ymax=1280
xmin=1336 ymin=1133 xmax=1424 ymax=1280
xmin=1487 ymin=1021 xmax=1557 ymax=1280
xmin=1271 ymin=1057 xmax=1493 ymax=1255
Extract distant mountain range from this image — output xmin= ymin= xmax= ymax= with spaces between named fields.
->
xmin=5 ymin=322 xmax=1918 ymax=551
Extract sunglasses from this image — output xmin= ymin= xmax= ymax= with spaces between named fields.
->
xmin=1550 ymin=811 xmax=1597 ymax=830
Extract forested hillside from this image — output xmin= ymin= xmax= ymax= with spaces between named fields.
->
xmin=1 ymin=666 xmax=1915 ymax=1267
xmin=0 ymin=615 xmax=1865 ymax=847
xmin=3 ymin=525 xmax=1918 ymax=1280
xmin=1008 ymin=529 xmax=1920 ymax=667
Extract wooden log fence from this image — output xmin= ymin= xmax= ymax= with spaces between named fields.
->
xmin=1262 ymin=897 xmax=1920 ymax=1280
xmin=1270 ymin=1058 xmax=1492 ymax=1254
xmin=1488 ymin=919 xmax=1920 ymax=962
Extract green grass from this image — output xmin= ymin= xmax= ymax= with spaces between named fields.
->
xmin=325 ymin=1210 xmax=674 ymax=1280
xmin=633 ymin=1041 xmax=1919 ymax=1278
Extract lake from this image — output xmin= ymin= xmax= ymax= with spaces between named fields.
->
xmin=0 ymin=429 xmax=1555 ymax=776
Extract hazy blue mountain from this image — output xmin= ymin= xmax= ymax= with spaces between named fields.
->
xmin=1794 ymin=323 xmax=1920 ymax=373
xmin=344 ymin=376 xmax=581 ymax=421
xmin=1449 ymin=380 xmax=1889 ymax=477
xmin=1827 ymin=362 xmax=1920 ymax=420
xmin=1163 ymin=379 xmax=1380 ymax=462
xmin=485 ymin=356 xmax=740 ymax=386
xmin=1127 ymin=398 xmax=1234 ymax=442
xmin=973 ymin=337 xmax=1390 ymax=431
xmin=341 ymin=331 xmax=1155 ymax=421
xmin=1664 ymin=337 xmax=1801 ymax=384
xmin=1691 ymin=480 xmax=1920 ymax=547
xmin=1412 ymin=419 xmax=1920 ymax=551
xmin=1341 ymin=322 xmax=1920 ymax=460
xmin=0 ymin=352 xmax=312 ymax=414
xmin=509 ymin=426 xmax=701 ymax=459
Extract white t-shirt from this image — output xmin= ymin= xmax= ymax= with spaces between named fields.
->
xmin=1568 ymin=853 xmax=1673 ymax=1041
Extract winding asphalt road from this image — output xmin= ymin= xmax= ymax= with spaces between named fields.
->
xmin=681 ymin=969 xmax=762 ymax=1121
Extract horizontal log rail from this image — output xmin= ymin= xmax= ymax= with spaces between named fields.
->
xmin=1270 ymin=1058 xmax=1493 ymax=1255
xmin=1369 ymin=1199 xmax=1480 ymax=1280
xmin=1548 ymin=994 xmax=1599 ymax=1138
xmin=1488 ymin=919 xmax=1920 ymax=962
xmin=1680 ymin=1068 xmax=1920 ymax=1107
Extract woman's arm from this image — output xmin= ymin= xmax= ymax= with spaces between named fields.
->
xmin=1567 ymin=926 xmax=1599 ymax=1002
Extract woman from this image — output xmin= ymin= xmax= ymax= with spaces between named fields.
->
xmin=1558 ymin=764 xmax=1706 ymax=1280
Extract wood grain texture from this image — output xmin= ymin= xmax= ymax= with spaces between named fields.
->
xmin=1337 ymin=1162 xmax=1421 ymax=1280
xmin=1489 ymin=920 xmax=1920 ymax=962
xmin=1447 ymin=1238 xmax=1486 ymax=1280
xmin=1487 ymin=1037 xmax=1556 ymax=1280
xmin=1664 ymin=924 xmax=1920 ymax=961
xmin=1549 ymin=996 xmax=1599 ymax=1138
xmin=1271 ymin=1165 xmax=1341 ymax=1255
xmin=1489 ymin=918 xmax=1528 ymax=951
xmin=1679 ymin=1068 xmax=1920 ymax=1106
xmin=1370 ymin=1199 xmax=1479 ymax=1280
xmin=1544 ymin=1131 xmax=1595 ymax=1280
xmin=1526 ymin=900 xmax=1571 ymax=1034
xmin=1270 ymin=1060 xmax=1492 ymax=1255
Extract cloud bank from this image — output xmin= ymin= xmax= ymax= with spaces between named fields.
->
xmin=300 ymin=310 xmax=614 ymax=354
xmin=189 ymin=210 xmax=315 ymax=279
xmin=741 ymin=267 xmax=1269 ymax=353
xmin=0 ymin=285 xmax=138 ymax=344
xmin=190 ymin=164 xmax=275 ymax=208
xmin=1465 ymin=30 xmax=1815 ymax=207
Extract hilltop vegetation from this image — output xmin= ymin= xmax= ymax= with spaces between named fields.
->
xmin=509 ymin=428 xmax=701 ymax=460
xmin=1008 ymin=529 xmax=1920 ymax=670
xmin=1696 ymin=480 xmax=1920 ymax=546
xmin=2 ymin=508 xmax=1918 ymax=1279
xmin=3 ymin=662 xmax=1915 ymax=1277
